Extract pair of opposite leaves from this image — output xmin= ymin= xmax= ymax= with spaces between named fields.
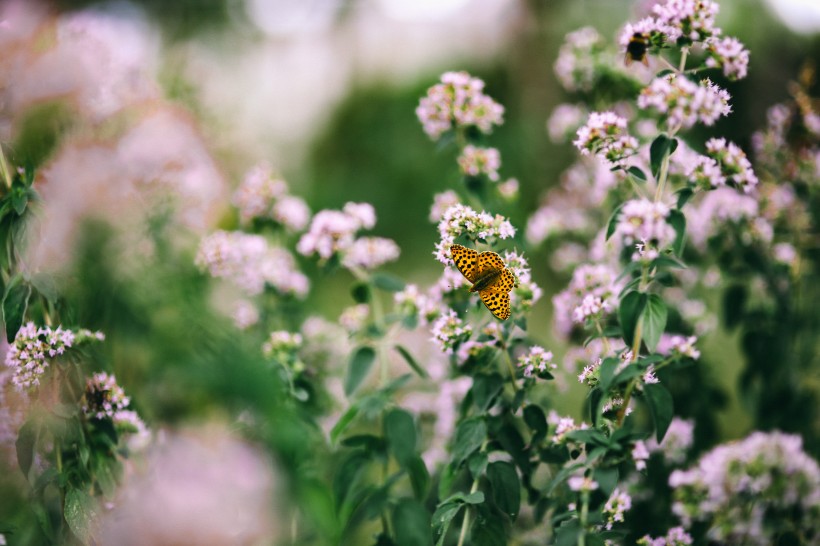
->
xmin=450 ymin=244 xmax=515 ymax=321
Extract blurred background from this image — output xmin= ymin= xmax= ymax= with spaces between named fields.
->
xmin=1 ymin=0 xmax=819 ymax=541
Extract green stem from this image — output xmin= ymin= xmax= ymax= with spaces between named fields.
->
xmin=457 ymin=439 xmax=487 ymax=546
xmin=654 ymin=146 xmax=671 ymax=202
xmin=0 ymin=144 xmax=12 ymax=190
xmin=678 ymin=47 xmax=689 ymax=73
xmin=594 ymin=320 xmax=611 ymax=355
xmin=503 ymin=349 xmax=520 ymax=392
xmin=578 ymin=491 xmax=590 ymax=546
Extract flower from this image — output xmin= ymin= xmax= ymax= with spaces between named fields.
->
xmin=4 ymin=323 xmax=78 ymax=391
xmin=416 ymin=71 xmax=504 ymax=140
xmin=685 ymin=187 xmax=760 ymax=250
xmin=637 ymin=74 xmax=731 ymax=130
xmin=554 ymin=27 xmax=608 ymax=93
xmin=613 ymin=198 xmax=676 ymax=261
xmin=196 ymin=231 xmax=309 ymax=297
xmin=668 ymin=431 xmax=820 ymax=543
xmin=339 ymin=304 xmax=370 ymax=333
xmin=705 ymin=36 xmax=750 ymax=80
xmin=429 ymin=191 xmax=461 ymax=223
xmin=340 ymin=237 xmax=400 ymax=270
xmin=603 ymin=488 xmax=632 ymax=529
xmin=457 ymin=145 xmax=501 ymax=181
xmin=232 ymin=300 xmax=260 ymax=330
xmin=568 ymin=475 xmax=599 ymax=492
xmin=517 ymin=346 xmax=555 ymax=379
xmin=82 ymin=372 xmax=130 ymax=420
xmin=296 ymin=203 xmax=375 ymax=261
xmin=647 ymin=417 xmax=694 ymax=464
xmin=548 ymin=411 xmax=589 ymax=444
xmin=553 ymin=264 xmax=621 ymax=340
xmin=547 ymin=103 xmax=588 ymax=143
xmin=502 ymin=251 xmax=541 ymax=312
xmin=686 ymin=155 xmax=726 ymax=189
xmin=652 ymin=0 xmax=721 ymax=43
xmin=638 ymin=527 xmax=694 ymax=546
xmin=430 ymin=309 xmax=472 ymax=355
xmin=113 ymin=409 xmax=151 ymax=451
xmin=434 ymin=204 xmax=515 ymax=264
xmin=573 ymin=111 xmax=639 ymax=167
xmin=262 ymin=331 xmax=303 ymax=362
xmin=704 ymin=137 xmax=758 ymax=193
xmin=657 ymin=334 xmax=700 ymax=360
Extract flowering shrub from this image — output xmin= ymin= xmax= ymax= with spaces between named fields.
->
xmin=0 ymin=0 xmax=818 ymax=545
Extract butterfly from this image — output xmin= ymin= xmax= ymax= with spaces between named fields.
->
xmin=450 ymin=244 xmax=516 ymax=320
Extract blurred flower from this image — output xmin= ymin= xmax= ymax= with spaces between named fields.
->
xmin=573 ymin=112 xmax=639 ymax=167
xmin=429 ymin=191 xmax=461 ymax=223
xmin=548 ymin=411 xmax=588 ymax=444
xmin=568 ymin=475 xmax=598 ymax=492
xmin=457 ymin=145 xmax=501 ymax=181
xmin=112 ymin=410 xmax=151 ymax=452
xmin=82 ymin=372 xmax=130 ymax=420
xmin=394 ymin=284 xmax=434 ymax=325
xmin=232 ymin=163 xmax=310 ymax=231
xmin=657 ymin=334 xmax=700 ymax=360
xmin=669 ymin=431 xmax=820 ymax=544
xmin=262 ymin=331 xmax=303 ymax=364
xmin=604 ymin=488 xmax=632 ymax=530
xmin=638 ymin=75 xmax=731 ymax=130
xmin=196 ymin=231 xmax=309 ymax=297
xmin=99 ymin=425 xmax=278 ymax=545
xmin=647 ymin=417 xmax=694 ymax=464
xmin=0 ymin=369 xmax=28 ymax=466
xmin=685 ymin=155 xmax=726 ymax=189
xmin=297 ymin=202 xmax=377 ymax=264
xmin=633 ymin=440 xmax=650 ymax=471
xmin=705 ymin=137 xmax=758 ymax=193
xmin=614 ymin=198 xmax=676 ymax=261
xmin=434 ymin=204 xmax=515 ymax=264
xmin=497 ymin=178 xmax=519 ymax=200
xmin=547 ymin=103 xmax=588 ymax=144
xmin=553 ymin=264 xmax=621 ymax=340
xmin=341 ymin=237 xmax=400 ymax=270
xmin=554 ymin=27 xmax=610 ymax=93
xmin=638 ymin=527 xmax=693 ymax=546
xmin=652 ymin=0 xmax=720 ymax=43
xmin=430 ymin=308 xmax=472 ymax=355
xmin=232 ymin=300 xmax=260 ymax=330
xmin=685 ymin=188 xmax=760 ymax=250
xmin=339 ymin=304 xmax=370 ymax=333
xmin=416 ymin=71 xmax=504 ymax=140
xmin=705 ymin=36 xmax=750 ymax=80
xmin=772 ymin=242 xmax=797 ymax=267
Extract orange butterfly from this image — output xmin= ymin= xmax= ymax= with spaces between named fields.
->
xmin=450 ymin=244 xmax=515 ymax=320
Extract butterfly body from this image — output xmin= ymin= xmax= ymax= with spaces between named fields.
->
xmin=450 ymin=244 xmax=515 ymax=320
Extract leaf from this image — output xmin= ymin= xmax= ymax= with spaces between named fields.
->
xmin=487 ymin=461 xmax=521 ymax=521
xmin=605 ymin=203 xmax=625 ymax=241
xmin=344 ymin=346 xmax=377 ymax=396
xmin=15 ymin=419 xmax=38 ymax=479
xmin=467 ymin=451 xmax=488 ymax=480
xmin=392 ymin=499 xmax=433 ymax=546
xmin=667 ymin=209 xmax=687 ymax=256
xmin=452 ymin=418 xmax=486 ymax=466
xmin=471 ymin=373 xmax=503 ymax=413
xmin=463 ymin=491 xmax=485 ymax=504
xmin=334 ymin=451 xmax=371 ymax=508
xmin=3 ymin=280 xmax=31 ymax=343
xmin=351 ymin=282 xmax=371 ymax=303
xmin=385 ymin=408 xmax=417 ymax=467
xmin=432 ymin=502 xmax=463 ymax=546
xmin=554 ymin=518 xmax=581 ymax=546
xmin=596 ymin=357 xmax=620 ymax=395
xmin=64 ymin=488 xmax=98 ymax=544
xmin=330 ymin=403 xmax=361 ymax=444
xmin=522 ymin=405 xmax=547 ymax=445
xmin=470 ymin=504 xmax=507 ymax=546
xmin=650 ymin=134 xmax=678 ymax=179
xmin=11 ymin=186 xmax=29 ymax=216
xmin=676 ymin=187 xmax=694 ymax=209
xmin=393 ymin=345 xmax=428 ymax=378
xmin=406 ymin=456 xmax=430 ymax=500
xmin=372 ymin=273 xmax=405 ymax=292
xmin=641 ymin=294 xmax=668 ymax=353
xmin=644 ymin=382 xmax=674 ymax=443
xmin=618 ymin=290 xmax=646 ymax=347
xmin=593 ymin=467 xmax=619 ymax=496
xmin=626 ymin=166 xmax=647 ymax=182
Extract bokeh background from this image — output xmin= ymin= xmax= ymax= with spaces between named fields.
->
xmin=1 ymin=0 xmax=819 ymax=542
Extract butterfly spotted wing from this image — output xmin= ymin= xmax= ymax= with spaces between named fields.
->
xmin=451 ymin=244 xmax=479 ymax=283
xmin=478 ymin=267 xmax=515 ymax=320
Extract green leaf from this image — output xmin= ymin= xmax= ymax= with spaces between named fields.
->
xmin=330 ymin=403 xmax=361 ymax=444
xmin=644 ymin=382 xmax=674 ymax=443
xmin=432 ymin=502 xmax=463 ymax=546
xmin=345 ymin=346 xmax=377 ymax=396
xmin=470 ymin=504 xmax=507 ymax=546
xmin=676 ymin=187 xmax=694 ymax=209
xmin=472 ymin=373 xmax=503 ymax=412
xmin=554 ymin=518 xmax=581 ymax=546
xmin=64 ymin=488 xmax=98 ymax=544
xmin=618 ymin=290 xmax=646 ymax=347
xmin=351 ymin=282 xmax=371 ymax=303
xmin=641 ymin=294 xmax=668 ymax=353
xmin=452 ymin=418 xmax=486 ymax=466
xmin=593 ymin=467 xmax=619 ymax=496
xmin=487 ymin=461 xmax=521 ymax=521
xmin=467 ymin=451 xmax=488 ymax=480
xmin=393 ymin=345 xmax=429 ymax=378
xmin=16 ymin=419 xmax=38 ymax=479
xmin=372 ymin=273 xmax=405 ymax=292
xmin=406 ymin=456 xmax=430 ymax=500
xmin=334 ymin=451 xmax=371 ymax=508
xmin=463 ymin=491 xmax=485 ymax=504
xmin=667 ymin=209 xmax=687 ymax=256
xmin=626 ymin=166 xmax=647 ymax=182
xmin=392 ymin=499 xmax=433 ymax=546
xmin=95 ymin=460 xmax=117 ymax=499
xmin=650 ymin=134 xmax=678 ymax=179
xmin=605 ymin=203 xmax=625 ymax=241
xmin=3 ymin=280 xmax=31 ymax=343
xmin=522 ymin=405 xmax=547 ymax=445
xmin=385 ymin=409 xmax=417 ymax=467
xmin=597 ymin=357 xmax=620 ymax=395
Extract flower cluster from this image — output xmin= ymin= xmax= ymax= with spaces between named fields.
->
xmin=81 ymin=372 xmax=131 ymax=420
xmin=704 ymin=137 xmax=758 ymax=193
xmin=548 ymin=411 xmax=589 ymax=444
xmin=651 ymin=0 xmax=721 ymax=43
xmin=457 ymin=145 xmax=501 ymax=181
xmin=638 ymin=75 xmax=731 ymax=130
xmin=613 ymin=198 xmax=677 ymax=261
xmin=573 ymin=111 xmax=639 ymax=167
xmin=429 ymin=190 xmax=461 ymax=223
xmin=647 ymin=417 xmax=694 ymax=464
xmin=554 ymin=27 xmax=609 ymax=93
xmin=196 ymin=231 xmax=309 ymax=297
xmin=416 ymin=71 xmax=504 ymax=140
xmin=340 ymin=237 xmax=400 ymax=270
xmin=4 ymin=323 xmax=83 ymax=391
xmin=547 ymin=103 xmax=588 ymax=143
xmin=685 ymin=188 xmax=760 ymax=250
xmin=553 ymin=264 xmax=621 ymax=339
xmin=705 ymin=36 xmax=750 ymax=80
xmin=232 ymin=163 xmax=310 ymax=231
xmin=568 ymin=475 xmax=599 ymax=492
xmin=430 ymin=309 xmax=472 ymax=355
xmin=262 ymin=331 xmax=303 ymax=362
xmin=657 ymin=335 xmax=700 ymax=360
xmin=517 ymin=346 xmax=555 ymax=379
xmin=603 ymin=488 xmax=632 ymax=530
xmin=503 ymin=251 xmax=542 ymax=312
xmin=394 ymin=284 xmax=440 ymax=325
xmin=434 ymin=204 xmax=515 ymax=264
xmin=669 ymin=431 xmax=820 ymax=544
xmin=637 ymin=527 xmax=694 ymax=546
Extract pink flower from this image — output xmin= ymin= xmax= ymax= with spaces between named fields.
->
xmin=638 ymin=74 xmax=731 ymax=129
xmin=457 ymin=145 xmax=501 ymax=181
xmin=416 ymin=71 xmax=504 ymax=140
xmin=573 ymin=111 xmax=639 ymax=167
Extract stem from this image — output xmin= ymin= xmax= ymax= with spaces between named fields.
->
xmin=290 ymin=513 xmax=298 ymax=544
xmin=0 ymin=144 xmax=12 ymax=190
xmin=578 ymin=491 xmax=590 ymax=546
xmin=457 ymin=439 xmax=487 ymax=546
xmin=678 ymin=47 xmax=689 ymax=73
xmin=617 ymin=265 xmax=648 ymax=427
xmin=503 ymin=349 xmax=520 ymax=392
xmin=654 ymin=146 xmax=671 ymax=202
xmin=594 ymin=320 xmax=611 ymax=355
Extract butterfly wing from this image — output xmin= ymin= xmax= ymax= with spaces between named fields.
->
xmin=479 ymin=289 xmax=510 ymax=320
xmin=476 ymin=251 xmax=505 ymax=277
xmin=450 ymin=244 xmax=479 ymax=283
